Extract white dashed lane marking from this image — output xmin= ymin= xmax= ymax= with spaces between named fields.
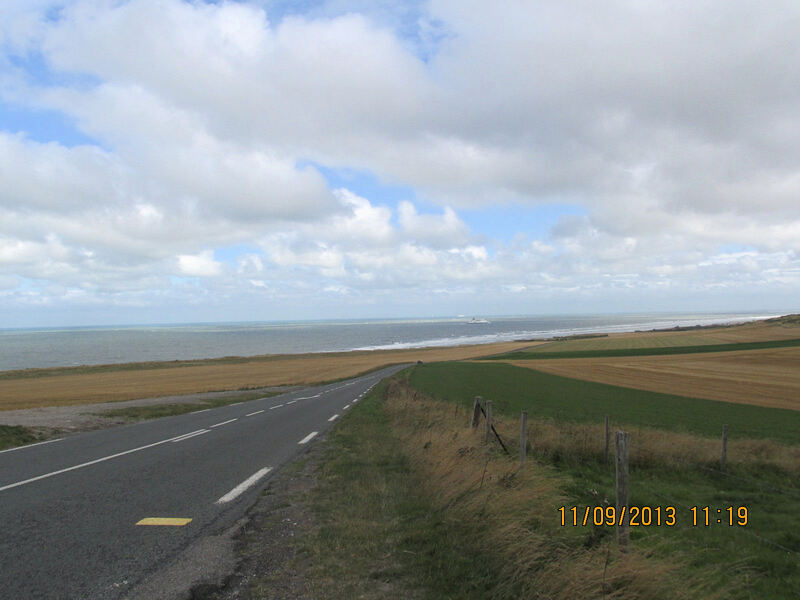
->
xmin=215 ymin=467 xmax=273 ymax=504
xmin=171 ymin=430 xmax=209 ymax=443
xmin=298 ymin=432 xmax=318 ymax=445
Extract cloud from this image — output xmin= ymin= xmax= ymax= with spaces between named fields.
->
xmin=1 ymin=0 xmax=800 ymax=324
xmin=177 ymin=250 xmax=222 ymax=277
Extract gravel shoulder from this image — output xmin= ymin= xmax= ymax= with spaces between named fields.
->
xmin=0 ymin=386 xmax=300 ymax=433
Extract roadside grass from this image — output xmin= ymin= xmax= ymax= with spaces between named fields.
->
xmin=0 ymin=424 xmax=40 ymax=450
xmin=406 ymin=362 xmax=800 ymax=599
xmin=488 ymin=337 xmax=800 ymax=360
xmin=290 ymin=379 xmax=519 ymax=599
xmin=95 ymin=391 xmax=280 ymax=422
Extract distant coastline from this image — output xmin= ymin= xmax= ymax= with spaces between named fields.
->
xmin=0 ymin=312 xmax=785 ymax=372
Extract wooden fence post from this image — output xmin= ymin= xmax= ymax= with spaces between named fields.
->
xmin=604 ymin=415 xmax=610 ymax=466
xmin=471 ymin=396 xmax=482 ymax=428
xmin=485 ymin=401 xmax=493 ymax=443
xmin=615 ymin=431 xmax=631 ymax=551
xmin=520 ymin=411 xmax=528 ymax=467
xmin=721 ymin=424 xmax=728 ymax=472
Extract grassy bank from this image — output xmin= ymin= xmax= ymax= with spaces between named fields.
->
xmin=279 ymin=378 xmax=501 ymax=598
xmin=0 ymin=424 xmax=42 ymax=450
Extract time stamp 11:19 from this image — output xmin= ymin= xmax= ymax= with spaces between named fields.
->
xmin=558 ymin=505 xmax=749 ymax=527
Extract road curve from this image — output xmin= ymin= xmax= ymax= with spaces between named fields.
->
xmin=0 ymin=364 xmax=407 ymax=599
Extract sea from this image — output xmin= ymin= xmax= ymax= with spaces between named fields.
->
xmin=0 ymin=312 xmax=781 ymax=372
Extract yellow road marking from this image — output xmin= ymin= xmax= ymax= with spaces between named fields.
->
xmin=136 ymin=517 xmax=192 ymax=526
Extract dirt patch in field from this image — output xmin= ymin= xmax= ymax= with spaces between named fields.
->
xmin=0 ymin=341 xmax=536 ymax=411
xmin=507 ymin=346 xmax=800 ymax=410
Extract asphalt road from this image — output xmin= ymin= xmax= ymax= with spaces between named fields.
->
xmin=0 ymin=364 xmax=407 ymax=599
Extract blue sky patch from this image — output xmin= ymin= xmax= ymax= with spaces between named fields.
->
xmin=214 ymin=245 xmax=264 ymax=265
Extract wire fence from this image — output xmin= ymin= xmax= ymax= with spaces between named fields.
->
xmin=472 ymin=399 xmax=800 ymax=557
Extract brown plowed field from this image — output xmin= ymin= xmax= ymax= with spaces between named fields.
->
xmin=0 ymin=341 xmax=536 ymax=411
xmin=526 ymin=316 xmax=800 ymax=353
xmin=508 ymin=345 xmax=800 ymax=410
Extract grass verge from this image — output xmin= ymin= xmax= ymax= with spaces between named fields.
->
xmin=290 ymin=378 xmax=497 ymax=598
xmin=95 ymin=391 xmax=280 ymax=422
xmin=0 ymin=424 xmax=40 ymax=450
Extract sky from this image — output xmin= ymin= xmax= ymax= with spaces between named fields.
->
xmin=1 ymin=0 xmax=799 ymax=327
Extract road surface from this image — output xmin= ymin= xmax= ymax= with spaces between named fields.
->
xmin=0 ymin=364 xmax=406 ymax=599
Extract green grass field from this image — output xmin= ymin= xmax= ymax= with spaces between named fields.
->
xmin=406 ymin=362 xmax=800 ymax=599
xmin=487 ymin=337 xmax=800 ymax=360
xmin=409 ymin=362 xmax=800 ymax=443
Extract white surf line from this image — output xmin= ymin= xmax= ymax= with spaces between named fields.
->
xmin=246 ymin=410 xmax=265 ymax=417
xmin=191 ymin=409 xmax=210 ymax=414
xmin=298 ymin=431 xmax=318 ymax=445
xmin=0 ymin=430 xmax=207 ymax=493
xmin=0 ymin=438 xmax=63 ymax=455
xmin=269 ymin=404 xmax=284 ymax=410
xmin=328 ymin=414 xmax=339 ymax=422
xmin=210 ymin=418 xmax=238 ymax=428
xmin=215 ymin=467 xmax=273 ymax=505
xmin=171 ymin=430 xmax=209 ymax=443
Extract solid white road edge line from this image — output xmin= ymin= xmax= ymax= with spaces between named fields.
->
xmin=0 ymin=438 xmax=63 ymax=454
xmin=0 ymin=429 xmax=208 ymax=493
xmin=210 ymin=418 xmax=238 ymax=428
xmin=246 ymin=410 xmax=265 ymax=417
xmin=298 ymin=431 xmax=318 ymax=445
xmin=191 ymin=409 xmax=210 ymax=414
xmin=215 ymin=467 xmax=273 ymax=504
xmin=328 ymin=414 xmax=339 ymax=422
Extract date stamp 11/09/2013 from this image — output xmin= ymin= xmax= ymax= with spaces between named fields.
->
xmin=558 ymin=505 xmax=749 ymax=527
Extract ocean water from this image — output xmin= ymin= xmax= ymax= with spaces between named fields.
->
xmin=0 ymin=313 xmax=779 ymax=372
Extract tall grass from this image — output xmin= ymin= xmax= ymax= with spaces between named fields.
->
xmin=383 ymin=376 xmax=729 ymax=599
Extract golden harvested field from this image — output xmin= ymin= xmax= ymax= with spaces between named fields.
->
xmin=508 ymin=345 xmax=800 ymax=410
xmin=526 ymin=316 xmax=800 ymax=352
xmin=0 ymin=341 xmax=535 ymax=411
